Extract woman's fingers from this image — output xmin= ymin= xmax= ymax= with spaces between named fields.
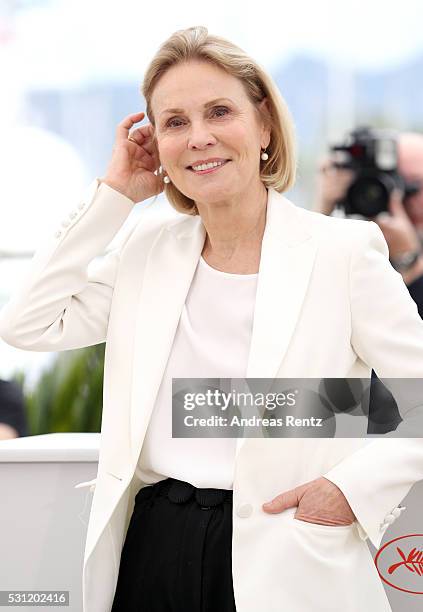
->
xmin=127 ymin=125 xmax=150 ymax=145
xmin=128 ymin=126 xmax=160 ymax=168
xmin=128 ymin=124 xmax=155 ymax=144
xmin=130 ymin=130 xmax=160 ymax=165
xmin=117 ymin=117 xmax=160 ymax=172
xmin=116 ymin=111 xmax=145 ymax=143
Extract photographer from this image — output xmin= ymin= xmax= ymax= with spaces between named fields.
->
xmin=314 ymin=128 xmax=423 ymax=433
xmin=315 ymin=129 xmax=423 ymax=314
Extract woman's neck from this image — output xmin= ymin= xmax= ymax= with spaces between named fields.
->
xmin=197 ymin=183 xmax=268 ymax=274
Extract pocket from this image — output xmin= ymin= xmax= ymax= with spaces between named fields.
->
xmin=292 ymin=517 xmax=356 ymax=533
xmin=290 ymin=516 xmax=360 ymax=564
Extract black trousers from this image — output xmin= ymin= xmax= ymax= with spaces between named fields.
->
xmin=111 ymin=477 xmax=237 ymax=612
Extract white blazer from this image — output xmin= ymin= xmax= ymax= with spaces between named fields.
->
xmin=1 ymin=179 xmax=423 ymax=612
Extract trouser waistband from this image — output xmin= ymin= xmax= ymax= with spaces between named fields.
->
xmin=149 ymin=477 xmax=233 ymax=508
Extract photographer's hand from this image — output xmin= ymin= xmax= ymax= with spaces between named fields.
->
xmin=374 ymin=190 xmax=423 ymax=285
xmin=313 ymin=157 xmax=354 ymax=215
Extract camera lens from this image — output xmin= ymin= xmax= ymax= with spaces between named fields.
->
xmin=346 ymin=172 xmax=397 ymax=217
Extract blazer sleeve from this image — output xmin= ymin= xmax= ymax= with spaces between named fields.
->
xmin=323 ymin=221 xmax=423 ymax=550
xmin=0 ymin=179 xmax=135 ymax=351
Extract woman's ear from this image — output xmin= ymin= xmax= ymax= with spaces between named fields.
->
xmin=150 ymin=123 xmax=158 ymax=145
xmin=151 ymin=127 xmax=161 ymax=160
xmin=257 ymin=97 xmax=271 ymax=147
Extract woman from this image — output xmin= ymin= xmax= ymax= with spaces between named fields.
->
xmin=1 ymin=26 xmax=423 ymax=612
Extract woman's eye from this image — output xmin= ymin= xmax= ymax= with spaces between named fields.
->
xmin=166 ymin=117 xmax=184 ymax=128
xmin=212 ymin=106 xmax=229 ymax=117
xmin=165 ymin=107 xmax=229 ymax=128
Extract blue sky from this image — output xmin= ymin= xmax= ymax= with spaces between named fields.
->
xmin=5 ymin=0 xmax=423 ymax=89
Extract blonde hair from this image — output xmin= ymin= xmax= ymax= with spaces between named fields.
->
xmin=142 ymin=26 xmax=297 ymax=215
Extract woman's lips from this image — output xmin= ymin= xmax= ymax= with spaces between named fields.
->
xmin=189 ymin=160 xmax=230 ymax=175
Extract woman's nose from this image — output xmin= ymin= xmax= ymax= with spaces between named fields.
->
xmin=187 ymin=121 xmax=217 ymax=150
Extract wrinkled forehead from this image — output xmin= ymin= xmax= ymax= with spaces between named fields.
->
xmin=150 ymin=61 xmax=250 ymax=120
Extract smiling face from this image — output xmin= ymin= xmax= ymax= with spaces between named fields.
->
xmin=150 ymin=60 xmax=270 ymax=206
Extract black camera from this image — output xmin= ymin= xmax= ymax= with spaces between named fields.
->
xmin=330 ymin=127 xmax=420 ymax=218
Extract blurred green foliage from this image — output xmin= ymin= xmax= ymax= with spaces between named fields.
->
xmin=12 ymin=344 xmax=105 ymax=435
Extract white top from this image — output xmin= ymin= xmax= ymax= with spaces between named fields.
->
xmin=135 ymin=255 xmax=258 ymax=490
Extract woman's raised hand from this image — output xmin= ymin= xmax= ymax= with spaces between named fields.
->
xmin=101 ymin=112 xmax=163 ymax=203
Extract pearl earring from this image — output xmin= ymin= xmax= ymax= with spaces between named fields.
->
xmin=159 ymin=165 xmax=171 ymax=184
xmin=261 ymin=149 xmax=269 ymax=161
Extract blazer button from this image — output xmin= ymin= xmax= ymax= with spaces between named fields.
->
xmin=236 ymin=503 xmax=253 ymax=518
xmin=384 ymin=513 xmax=396 ymax=525
xmin=61 ymin=219 xmax=71 ymax=228
xmin=392 ymin=507 xmax=403 ymax=519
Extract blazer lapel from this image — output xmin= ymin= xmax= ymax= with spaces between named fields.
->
xmin=246 ymin=188 xmax=318 ymax=378
xmin=236 ymin=189 xmax=318 ymax=457
xmin=130 ymin=214 xmax=206 ymax=464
